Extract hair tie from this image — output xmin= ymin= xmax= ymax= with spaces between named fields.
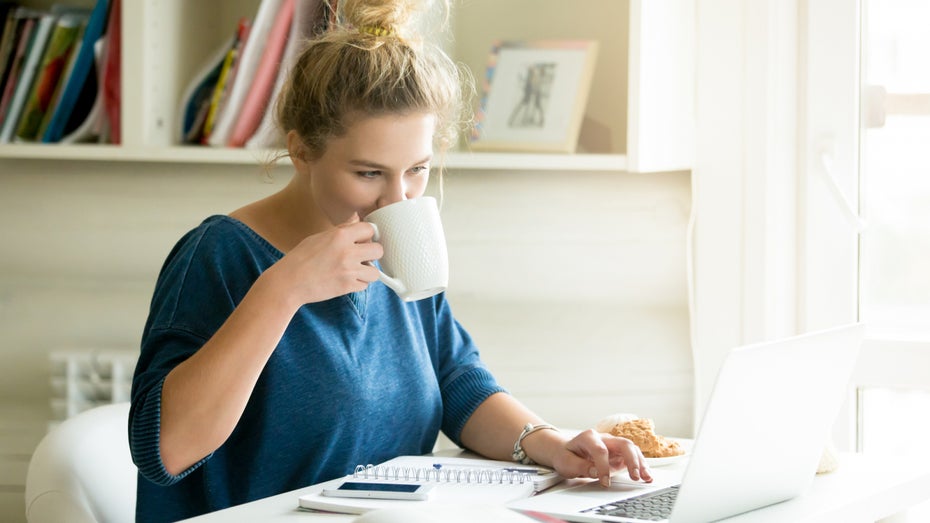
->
xmin=360 ymin=25 xmax=395 ymax=37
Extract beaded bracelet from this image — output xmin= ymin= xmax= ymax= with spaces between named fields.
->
xmin=511 ymin=422 xmax=559 ymax=465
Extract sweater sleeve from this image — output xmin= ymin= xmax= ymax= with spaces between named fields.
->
xmin=426 ymin=295 xmax=508 ymax=446
xmin=129 ymin=219 xmax=257 ymax=485
xmin=129 ymin=374 xmax=211 ymax=486
xmin=440 ymin=366 xmax=507 ymax=446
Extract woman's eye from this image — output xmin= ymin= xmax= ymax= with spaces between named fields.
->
xmin=358 ymin=170 xmax=381 ymax=178
xmin=410 ymin=166 xmax=430 ymax=175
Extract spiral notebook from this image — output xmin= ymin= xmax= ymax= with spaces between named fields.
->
xmin=297 ymin=454 xmax=563 ymax=515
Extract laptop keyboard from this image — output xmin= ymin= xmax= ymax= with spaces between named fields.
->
xmin=581 ymin=485 xmax=680 ymax=521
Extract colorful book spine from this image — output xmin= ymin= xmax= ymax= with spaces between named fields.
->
xmin=245 ymin=0 xmax=327 ymax=149
xmin=0 ymin=14 xmax=35 ymax=124
xmin=227 ymin=0 xmax=293 ymax=147
xmin=0 ymin=6 xmax=23 ymax=93
xmin=100 ymin=0 xmax=120 ymax=143
xmin=201 ymin=22 xmax=245 ymax=143
xmin=207 ymin=0 xmax=282 ymax=147
xmin=15 ymin=13 xmax=84 ymax=141
xmin=178 ymin=35 xmax=231 ymax=144
xmin=58 ymin=36 xmax=105 ymax=143
xmin=0 ymin=13 xmax=53 ymax=143
xmin=41 ymin=0 xmax=109 ymax=143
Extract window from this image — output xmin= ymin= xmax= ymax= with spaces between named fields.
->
xmin=860 ymin=0 xmax=930 ymax=340
xmin=857 ymin=0 xmax=930 ymax=464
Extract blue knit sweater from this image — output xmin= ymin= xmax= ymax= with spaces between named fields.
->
xmin=129 ymin=216 xmax=506 ymax=522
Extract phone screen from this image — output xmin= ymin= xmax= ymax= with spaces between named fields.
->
xmin=321 ymin=480 xmax=433 ymax=500
xmin=337 ymin=482 xmax=421 ymax=493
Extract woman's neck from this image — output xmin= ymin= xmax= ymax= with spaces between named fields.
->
xmin=229 ymin=177 xmax=327 ymax=253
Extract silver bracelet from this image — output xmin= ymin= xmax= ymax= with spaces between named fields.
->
xmin=511 ymin=422 xmax=559 ymax=465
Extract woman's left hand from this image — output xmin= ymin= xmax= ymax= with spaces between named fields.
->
xmin=551 ymin=429 xmax=653 ymax=487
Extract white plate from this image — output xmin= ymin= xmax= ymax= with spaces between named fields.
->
xmin=644 ymin=453 xmax=687 ymax=467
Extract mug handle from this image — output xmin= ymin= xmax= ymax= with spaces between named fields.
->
xmin=367 ymin=223 xmax=407 ymax=296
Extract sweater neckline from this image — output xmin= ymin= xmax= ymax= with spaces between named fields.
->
xmin=346 ymin=289 xmax=368 ymax=320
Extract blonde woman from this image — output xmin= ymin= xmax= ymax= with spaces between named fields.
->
xmin=129 ymin=0 xmax=651 ymax=520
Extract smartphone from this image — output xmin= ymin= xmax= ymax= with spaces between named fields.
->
xmin=321 ymin=481 xmax=434 ymax=501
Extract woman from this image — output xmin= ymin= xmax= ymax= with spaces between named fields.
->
xmin=129 ymin=0 xmax=651 ymax=520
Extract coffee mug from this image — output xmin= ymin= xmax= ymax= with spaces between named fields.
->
xmin=364 ymin=196 xmax=449 ymax=302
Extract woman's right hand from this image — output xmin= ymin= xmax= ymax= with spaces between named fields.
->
xmin=268 ymin=221 xmax=384 ymax=306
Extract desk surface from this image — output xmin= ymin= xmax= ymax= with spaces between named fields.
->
xmin=183 ymin=450 xmax=930 ymax=523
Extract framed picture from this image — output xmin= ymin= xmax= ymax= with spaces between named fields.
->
xmin=471 ymin=40 xmax=599 ymax=153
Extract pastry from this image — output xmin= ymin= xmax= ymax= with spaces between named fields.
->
xmin=595 ymin=412 xmax=639 ymax=433
xmin=609 ymin=418 xmax=684 ymax=458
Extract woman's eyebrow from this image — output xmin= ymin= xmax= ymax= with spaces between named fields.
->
xmin=348 ymin=155 xmax=433 ymax=170
xmin=348 ymin=159 xmax=390 ymax=170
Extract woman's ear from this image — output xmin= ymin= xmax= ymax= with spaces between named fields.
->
xmin=286 ymin=130 xmax=310 ymax=169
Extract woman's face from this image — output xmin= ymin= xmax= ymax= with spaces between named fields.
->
xmin=298 ymin=112 xmax=436 ymax=227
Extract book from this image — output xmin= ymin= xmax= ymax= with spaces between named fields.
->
xmin=177 ymin=35 xmax=233 ymax=144
xmin=58 ymin=35 xmax=103 ymax=143
xmin=245 ymin=0 xmax=327 ymax=149
xmin=41 ymin=0 xmax=109 ymax=143
xmin=36 ymin=28 xmax=82 ymax=139
xmin=0 ymin=4 xmax=24 ymax=93
xmin=0 ymin=2 xmax=14 ymax=38
xmin=0 ymin=11 xmax=37 ymax=125
xmin=15 ymin=11 xmax=86 ymax=141
xmin=201 ymin=21 xmax=247 ymax=143
xmin=99 ymin=0 xmax=118 ymax=143
xmin=297 ymin=455 xmax=562 ymax=516
xmin=206 ymin=0 xmax=283 ymax=147
xmin=0 ymin=12 xmax=53 ymax=143
xmin=227 ymin=0 xmax=293 ymax=147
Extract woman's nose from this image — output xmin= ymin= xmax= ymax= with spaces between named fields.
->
xmin=377 ymin=177 xmax=408 ymax=207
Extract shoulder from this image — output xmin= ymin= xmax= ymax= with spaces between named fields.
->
xmin=148 ymin=216 xmax=277 ymax=326
xmin=169 ymin=215 xmax=279 ymax=262
xmin=155 ymin=215 xmax=280 ymax=290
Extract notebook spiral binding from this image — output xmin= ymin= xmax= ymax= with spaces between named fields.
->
xmin=352 ymin=464 xmax=533 ymax=485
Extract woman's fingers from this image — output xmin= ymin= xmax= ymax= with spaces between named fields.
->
xmin=565 ymin=429 xmax=614 ymax=487
xmin=603 ymin=436 xmax=653 ymax=483
xmin=563 ymin=431 xmax=654 ymax=486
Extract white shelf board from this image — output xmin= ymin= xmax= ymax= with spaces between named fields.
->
xmin=0 ymin=144 xmax=274 ymax=164
xmin=0 ymin=144 xmax=631 ymax=172
xmin=444 ymin=152 xmax=628 ymax=171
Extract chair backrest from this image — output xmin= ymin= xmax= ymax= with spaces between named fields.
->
xmin=25 ymin=402 xmax=136 ymax=523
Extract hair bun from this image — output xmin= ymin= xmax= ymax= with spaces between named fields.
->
xmin=339 ymin=0 xmax=426 ymax=39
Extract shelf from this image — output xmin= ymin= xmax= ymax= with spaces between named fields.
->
xmin=444 ymin=152 xmax=628 ymax=172
xmin=0 ymin=0 xmax=692 ymax=173
xmin=0 ymin=144 xmax=631 ymax=172
xmin=0 ymin=144 xmax=273 ymax=164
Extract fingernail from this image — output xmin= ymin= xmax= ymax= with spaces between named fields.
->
xmin=588 ymin=467 xmax=598 ymax=479
xmin=601 ymin=476 xmax=611 ymax=487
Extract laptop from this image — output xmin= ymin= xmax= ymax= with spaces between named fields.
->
xmin=509 ymin=323 xmax=863 ymax=523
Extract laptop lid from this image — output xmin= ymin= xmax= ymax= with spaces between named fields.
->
xmin=508 ymin=323 xmax=863 ymax=523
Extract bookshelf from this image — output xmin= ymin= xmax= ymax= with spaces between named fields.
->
xmin=0 ymin=0 xmax=694 ymax=174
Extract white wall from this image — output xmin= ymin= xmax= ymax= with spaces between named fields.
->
xmin=438 ymin=169 xmax=693 ymax=433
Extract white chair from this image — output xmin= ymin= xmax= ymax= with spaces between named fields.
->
xmin=25 ymin=402 xmax=136 ymax=523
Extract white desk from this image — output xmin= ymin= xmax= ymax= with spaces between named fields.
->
xmin=183 ymin=450 xmax=930 ymax=522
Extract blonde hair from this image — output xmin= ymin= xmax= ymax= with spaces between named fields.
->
xmin=274 ymin=0 xmax=471 ymax=163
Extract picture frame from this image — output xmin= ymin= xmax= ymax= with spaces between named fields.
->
xmin=470 ymin=40 xmax=599 ymax=154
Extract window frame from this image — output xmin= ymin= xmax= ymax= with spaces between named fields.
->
xmin=802 ymin=0 xmax=930 ymax=452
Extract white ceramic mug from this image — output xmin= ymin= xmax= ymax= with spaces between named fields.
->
xmin=364 ymin=196 xmax=449 ymax=302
